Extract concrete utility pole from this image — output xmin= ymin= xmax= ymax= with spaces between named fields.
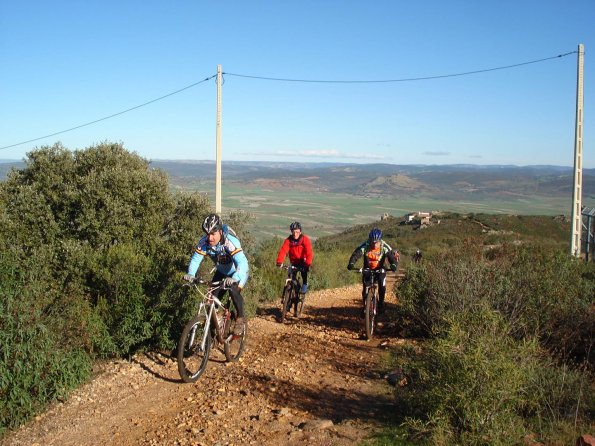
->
xmin=570 ymin=44 xmax=585 ymax=257
xmin=215 ymin=64 xmax=222 ymax=215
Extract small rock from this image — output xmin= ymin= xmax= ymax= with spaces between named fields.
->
xmin=300 ymin=419 xmax=334 ymax=431
xmin=384 ymin=369 xmax=404 ymax=386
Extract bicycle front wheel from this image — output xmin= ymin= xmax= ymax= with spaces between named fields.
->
xmin=177 ymin=315 xmax=211 ymax=382
xmin=364 ymin=288 xmax=377 ymax=340
xmin=223 ymin=313 xmax=247 ymax=362
xmin=280 ymin=285 xmax=292 ymax=323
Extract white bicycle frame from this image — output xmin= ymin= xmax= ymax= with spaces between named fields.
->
xmin=188 ymin=280 xmax=228 ymax=351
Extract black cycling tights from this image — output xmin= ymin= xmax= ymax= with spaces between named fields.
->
xmin=361 ymin=270 xmax=387 ymax=305
xmin=212 ymin=271 xmax=245 ymax=318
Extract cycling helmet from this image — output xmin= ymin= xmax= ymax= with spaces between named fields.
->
xmin=202 ymin=213 xmax=222 ymax=234
xmin=369 ymin=228 xmax=382 ymax=242
xmin=290 ymin=221 xmax=302 ymax=231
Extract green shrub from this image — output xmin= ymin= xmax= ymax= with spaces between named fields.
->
xmin=0 ymin=142 xmax=215 ymax=432
xmin=396 ymin=243 xmax=594 ymax=364
xmin=392 ymin=243 xmax=594 ymax=445
xmin=0 ymin=249 xmax=91 ymax=434
xmin=395 ymin=310 xmax=591 ymax=445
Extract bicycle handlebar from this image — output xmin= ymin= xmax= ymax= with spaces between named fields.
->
xmin=351 ymin=268 xmax=386 ymax=274
xmin=183 ymin=277 xmax=223 ymax=287
xmin=278 ymin=264 xmax=307 ymax=273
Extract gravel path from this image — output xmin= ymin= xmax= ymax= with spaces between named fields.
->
xmin=3 ymin=280 xmax=405 ymax=446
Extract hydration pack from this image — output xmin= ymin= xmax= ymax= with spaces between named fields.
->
xmin=222 ymin=224 xmax=237 ymax=238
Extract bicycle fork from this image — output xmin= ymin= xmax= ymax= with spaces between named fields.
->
xmin=189 ymin=303 xmax=212 ymax=352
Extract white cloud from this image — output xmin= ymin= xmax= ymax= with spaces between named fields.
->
xmin=423 ymin=151 xmax=450 ymax=156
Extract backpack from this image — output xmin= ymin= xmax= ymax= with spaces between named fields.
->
xmin=222 ymin=224 xmax=237 ymax=238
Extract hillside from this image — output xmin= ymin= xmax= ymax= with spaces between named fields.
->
xmin=147 ymin=161 xmax=595 ymax=200
xmin=3 ymin=158 xmax=594 ymax=209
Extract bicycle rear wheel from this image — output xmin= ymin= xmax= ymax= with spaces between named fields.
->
xmin=280 ymin=285 xmax=292 ymax=323
xmin=177 ymin=315 xmax=211 ymax=382
xmin=223 ymin=312 xmax=247 ymax=362
xmin=364 ymin=288 xmax=377 ymax=340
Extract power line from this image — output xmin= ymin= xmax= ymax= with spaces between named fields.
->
xmin=223 ymin=51 xmax=577 ymax=83
xmin=1 ymin=50 xmax=579 ymax=152
xmin=0 ymin=74 xmax=217 ymax=151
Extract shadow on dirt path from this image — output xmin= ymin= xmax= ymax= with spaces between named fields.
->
xmin=3 ymin=284 xmax=404 ymax=446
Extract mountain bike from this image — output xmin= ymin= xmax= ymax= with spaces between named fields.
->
xmin=177 ymin=278 xmax=247 ymax=383
xmin=355 ymin=268 xmax=385 ymax=340
xmin=279 ymin=264 xmax=306 ymax=323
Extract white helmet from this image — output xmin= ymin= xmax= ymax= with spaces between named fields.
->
xmin=202 ymin=214 xmax=222 ymax=234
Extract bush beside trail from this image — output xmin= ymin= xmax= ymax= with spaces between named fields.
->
xmin=392 ymin=244 xmax=594 ymax=445
xmin=0 ymin=142 xmax=227 ymax=433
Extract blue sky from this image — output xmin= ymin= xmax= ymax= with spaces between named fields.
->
xmin=1 ymin=1 xmax=594 ymax=167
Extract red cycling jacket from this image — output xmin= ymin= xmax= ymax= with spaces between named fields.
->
xmin=276 ymin=234 xmax=313 ymax=267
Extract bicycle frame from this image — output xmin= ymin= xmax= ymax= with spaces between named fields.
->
xmin=279 ymin=264 xmax=306 ymax=321
xmin=356 ymin=268 xmax=385 ymax=289
xmin=283 ymin=265 xmax=303 ymax=293
xmin=354 ymin=268 xmax=385 ymax=339
xmin=188 ymin=280 xmax=232 ymax=348
xmin=178 ymin=277 xmax=247 ymax=383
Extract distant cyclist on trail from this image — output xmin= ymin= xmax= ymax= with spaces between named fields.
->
xmin=347 ymin=228 xmax=399 ymax=315
xmin=413 ymin=249 xmax=423 ymax=263
xmin=276 ymin=221 xmax=313 ymax=295
xmin=183 ymin=214 xmax=249 ymax=335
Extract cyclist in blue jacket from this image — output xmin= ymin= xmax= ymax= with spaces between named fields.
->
xmin=183 ymin=214 xmax=249 ymax=335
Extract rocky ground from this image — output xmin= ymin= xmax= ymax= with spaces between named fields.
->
xmin=3 ymin=279 xmax=409 ymax=446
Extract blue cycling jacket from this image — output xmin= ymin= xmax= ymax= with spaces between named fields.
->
xmin=187 ymin=233 xmax=249 ymax=287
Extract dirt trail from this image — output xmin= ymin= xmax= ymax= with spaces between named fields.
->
xmin=3 ymin=279 xmax=405 ymax=446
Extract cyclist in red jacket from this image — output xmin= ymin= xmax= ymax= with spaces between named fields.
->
xmin=276 ymin=221 xmax=314 ymax=295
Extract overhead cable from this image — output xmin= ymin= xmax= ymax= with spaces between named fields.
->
xmin=1 ymin=50 xmax=579 ymax=151
xmin=223 ymin=51 xmax=577 ymax=83
xmin=0 ymin=74 xmax=217 ymax=151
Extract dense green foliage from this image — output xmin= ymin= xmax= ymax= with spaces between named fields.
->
xmin=392 ymin=244 xmax=594 ymax=445
xmin=0 ymin=248 xmax=92 ymax=434
xmin=0 ymin=142 xmax=224 ymax=433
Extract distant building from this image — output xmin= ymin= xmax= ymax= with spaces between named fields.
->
xmin=405 ymin=211 xmax=432 ymax=225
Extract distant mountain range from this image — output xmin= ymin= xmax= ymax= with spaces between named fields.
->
xmin=2 ymin=159 xmax=594 ymax=202
xmin=150 ymin=160 xmax=595 ymax=201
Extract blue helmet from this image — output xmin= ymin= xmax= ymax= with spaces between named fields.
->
xmin=290 ymin=221 xmax=302 ymax=231
xmin=369 ymin=228 xmax=382 ymax=242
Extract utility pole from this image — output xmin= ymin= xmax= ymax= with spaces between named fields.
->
xmin=215 ymin=64 xmax=222 ymax=215
xmin=570 ymin=44 xmax=584 ymax=257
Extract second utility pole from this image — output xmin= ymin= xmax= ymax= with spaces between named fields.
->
xmin=570 ymin=45 xmax=584 ymax=257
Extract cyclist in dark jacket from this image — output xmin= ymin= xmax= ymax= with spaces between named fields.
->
xmin=347 ymin=228 xmax=398 ymax=314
